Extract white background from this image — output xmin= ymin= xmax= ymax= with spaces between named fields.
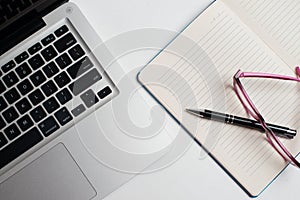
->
xmin=72 ymin=0 xmax=300 ymax=199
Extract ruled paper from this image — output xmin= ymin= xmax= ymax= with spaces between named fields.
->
xmin=139 ymin=1 xmax=300 ymax=196
xmin=223 ymin=0 xmax=300 ymax=67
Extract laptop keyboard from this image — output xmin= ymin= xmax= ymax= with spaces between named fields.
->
xmin=0 ymin=0 xmax=42 ymax=25
xmin=0 ymin=24 xmax=115 ymax=169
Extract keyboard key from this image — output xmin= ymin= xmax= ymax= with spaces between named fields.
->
xmin=54 ymin=107 xmax=73 ymax=126
xmin=28 ymin=42 xmax=42 ymax=55
xmin=43 ymin=97 xmax=59 ymax=114
xmin=41 ymin=80 xmax=58 ymax=97
xmin=15 ymin=98 xmax=32 ymax=114
xmin=4 ymin=124 xmax=21 ymax=140
xmin=3 ymin=4 xmax=18 ymax=19
xmin=67 ymin=56 xmax=93 ymax=79
xmin=55 ymin=53 xmax=72 ymax=69
xmin=2 ymin=107 xmax=19 ymax=123
xmin=10 ymin=0 xmax=31 ymax=11
xmin=0 ymin=132 xmax=8 ymax=149
xmin=0 ymin=127 xmax=43 ymax=169
xmin=4 ymin=88 xmax=20 ymax=104
xmin=1 ymin=60 xmax=16 ymax=73
xmin=71 ymin=104 xmax=86 ymax=117
xmin=38 ymin=116 xmax=59 ymax=137
xmin=17 ymin=79 xmax=33 ymax=95
xmin=54 ymin=25 xmax=69 ymax=37
xmin=41 ymin=34 xmax=55 ymax=46
xmin=0 ymin=116 xmax=6 ymax=130
xmin=28 ymin=89 xmax=45 ymax=106
xmin=3 ymin=71 xmax=19 ymax=88
xmin=68 ymin=44 xmax=85 ymax=61
xmin=0 ymin=96 xmax=7 ymax=112
xmin=15 ymin=51 xmax=29 ymax=64
xmin=15 ymin=63 xmax=32 ymax=79
xmin=28 ymin=54 xmax=45 ymax=70
xmin=30 ymin=106 xmax=46 ymax=123
xmin=80 ymin=89 xmax=99 ymax=108
xmin=69 ymin=68 xmax=102 ymax=96
xmin=54 ymin=71 xmax=71 ymax=88
xmin=42 ymin=62 xmax=59 ymax=78
xmin=17 ymin=115 xmax=34 ymax=132
xmin=30 ymin=70 xmax=46 ymax=87
xmin=54 ymin=33 xmax=77 ymax=53
xmin=41 ymin=45 xmax=58 ymax=61
xmin=0 ymin=80 xmax=5 ymax=94
xmin=56 ymin=88 xmax=72 ymax=105
xmin=98 ymin=86 xmax=112 ymax=99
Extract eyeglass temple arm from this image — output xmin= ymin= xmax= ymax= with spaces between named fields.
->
xmin=236 ymin=66 xmax=300 ymax=82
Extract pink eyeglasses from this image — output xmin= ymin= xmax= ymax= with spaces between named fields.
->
xmin=233 ymin=67 xmax=300 ymax=168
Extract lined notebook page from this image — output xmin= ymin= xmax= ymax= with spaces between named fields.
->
xmin=139 ymin=1 xmax=300 ymax=196
xmin=223 ymin=0 xmax=300 ymax=67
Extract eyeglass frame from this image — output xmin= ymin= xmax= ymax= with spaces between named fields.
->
xmin=233 ymin=66 xmax=300 ymax=168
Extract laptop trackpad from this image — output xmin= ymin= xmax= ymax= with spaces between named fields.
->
xmin=0 ymin=144 xmax=96 ymax=200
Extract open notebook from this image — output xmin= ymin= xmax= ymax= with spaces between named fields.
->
xmin=138 ymin=0 xmax=300 ymax=197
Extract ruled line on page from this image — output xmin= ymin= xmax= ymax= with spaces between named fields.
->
xmin=237 ymin=0 xmax=300 ymax=61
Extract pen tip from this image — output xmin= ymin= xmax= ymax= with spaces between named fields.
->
xmin=185 ymin=108 xmax=194 ymax=113
xmin=185 ymin=108 xmax=198 ymax=114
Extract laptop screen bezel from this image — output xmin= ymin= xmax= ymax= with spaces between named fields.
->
xmin=0 ymin=0 xmax=68 ymax=56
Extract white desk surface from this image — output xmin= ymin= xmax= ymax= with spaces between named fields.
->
xmin=72 ymin=0 xmax=300 ymax=199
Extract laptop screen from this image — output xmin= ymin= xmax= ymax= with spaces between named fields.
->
xmin=0 ymin=0 xmax=67 ymax=56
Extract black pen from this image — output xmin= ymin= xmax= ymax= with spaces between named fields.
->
xmin=186 ymin=109 xmax=297 ymax=139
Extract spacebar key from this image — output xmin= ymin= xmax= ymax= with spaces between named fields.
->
xmin=0 ymin=127 xmax=43 ymax=169
xmin=69 ymin=68 xmax=102 ymax=96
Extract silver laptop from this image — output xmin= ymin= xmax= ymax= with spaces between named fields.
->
xmin=0 ymin=0 xmax=171 ymax=199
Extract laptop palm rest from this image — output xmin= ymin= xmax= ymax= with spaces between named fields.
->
xmin=0 ymin=143 xmax=96 ymax=200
